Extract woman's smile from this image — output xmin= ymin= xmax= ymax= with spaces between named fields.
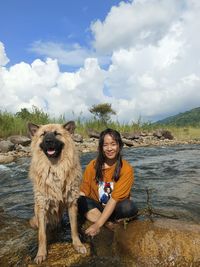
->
xmin=105 ymin=151 xmax=115 ymax=157
xmin=103 ymin=134 xmax=120 ymax=160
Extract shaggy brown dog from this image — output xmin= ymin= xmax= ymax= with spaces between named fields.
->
xmin=28 ymin=121 xmax=86 ymax=264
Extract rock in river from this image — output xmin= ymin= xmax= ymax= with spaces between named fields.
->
xmin=114 ymin=218 xmax=200 ymax=266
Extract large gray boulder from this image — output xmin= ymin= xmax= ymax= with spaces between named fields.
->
xmin=0 ymin=140 xmax=15 ymax=153
xmin=8 ymin=135 xmax=31 ymax=146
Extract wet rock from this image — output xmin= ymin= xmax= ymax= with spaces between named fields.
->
xmin=0 ymin=154 xmax=16 ymax=164
xmin=28 ymin=243 xmax=90 ymax=267
xmin=0 ymin=211 xmax=90 ymax=267
xmin=0 ymin=213 xmax=37 ymax=267
xmin=8 ymin=135 xmax=31 ymax=146
xmin=2 ymin=213 xmax=200 ymax=267
xmin=0 ymin=140 xmax=15 ymax=153
xmin=114 ymin=219 xmax=200 ymax=266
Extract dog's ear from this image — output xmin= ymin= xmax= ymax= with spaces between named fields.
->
xmin=28 ymin=122 xmax=40 ymax=137
xmin=63 ymin=121 xmax=76 ymax=134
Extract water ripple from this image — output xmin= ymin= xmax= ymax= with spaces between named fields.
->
xmin=0 ymin=144 xmax=200 ymax=222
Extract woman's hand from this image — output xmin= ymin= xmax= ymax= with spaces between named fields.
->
xmin=85 ymin=197 xmax=117 ymax=237
xmin=85 ymin=222 xmax=100 ymax=237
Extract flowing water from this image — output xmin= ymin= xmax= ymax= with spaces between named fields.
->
xmin=0 ymin=144 xmax=200 ymax=266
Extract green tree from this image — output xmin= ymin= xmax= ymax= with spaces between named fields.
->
xmin=16 ymin=108 xmax=31 ymax=120
xmin=16 ymin=106 xmax=50 ymax=124
xmin=89 ymin=103 xmax=116 ymax=125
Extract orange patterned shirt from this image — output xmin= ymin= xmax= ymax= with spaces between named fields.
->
xmin=80 ymin=159 xmax=134 ymax=202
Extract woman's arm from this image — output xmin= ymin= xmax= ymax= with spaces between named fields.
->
xmin=85 ymin=197 xmax=117 ymax=236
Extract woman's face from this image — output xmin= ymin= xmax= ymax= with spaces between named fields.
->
xmin=103 ymin=134 xmax=120 ymax=160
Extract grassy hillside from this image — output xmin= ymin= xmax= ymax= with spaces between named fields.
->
xmin=155 ymin=107 xmax=200 ymax=127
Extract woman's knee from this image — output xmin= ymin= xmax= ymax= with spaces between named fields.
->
xmin=77 ymin=196 xmax=103 ymax=220
xmin=86 ymin=208 xmax=101 ymax=222
xmin=115 ymin=199 xmax=138 ymax=219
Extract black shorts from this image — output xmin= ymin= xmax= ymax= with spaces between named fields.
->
xmin=77 ymin=196 xmax=138 ymax=221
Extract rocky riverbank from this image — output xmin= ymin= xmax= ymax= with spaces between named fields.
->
xmin=1 ymin=209 xmax=200 ymax=267
xmin=1 ymin=130 xmax=200 ymax=164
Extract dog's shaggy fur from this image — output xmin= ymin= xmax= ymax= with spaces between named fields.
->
xmin=28 ymin=121 xmax=86 ymax=264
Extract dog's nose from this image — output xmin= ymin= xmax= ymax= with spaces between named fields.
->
xmin=44 ymin=132 xmax=55 ymax=144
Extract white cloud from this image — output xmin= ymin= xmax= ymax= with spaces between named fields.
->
xmin=94 ymin=0 xmax=200 ymax=121
xmin=0 ymin=42 xmax=9 ymax=66
xmin=0 ymin=56 xmax=107 ymax=119
xmin=30 ymin=41 xmax=110 ymax=67
xmin=30 ymin=41 xmax=92 ymax=67
xmin=0 ymin=0 xmax=200 ymax=122
xmin=91 ymin=0 xmax=184 ymax=54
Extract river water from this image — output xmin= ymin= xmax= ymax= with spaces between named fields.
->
xmin=0 ymin=144 xmax=200 ymax=265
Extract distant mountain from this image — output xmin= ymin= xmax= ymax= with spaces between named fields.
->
xmin=155 ymin=107 xmax=200 ymax=127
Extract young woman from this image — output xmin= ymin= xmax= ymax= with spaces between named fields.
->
xmin=78 ymin=128 xmax=138 ymax=237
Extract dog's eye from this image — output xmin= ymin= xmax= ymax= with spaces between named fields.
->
xmin=54 ymin=131 xmax=61 ymax=136
xmin=40 ymin=131 xmax=46 ymax=137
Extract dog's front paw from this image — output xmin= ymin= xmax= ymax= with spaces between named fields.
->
xmin=34 ymin=253 xmax=47 ymax=264
xmin=74 ymin=243 xmax=87 ymax=254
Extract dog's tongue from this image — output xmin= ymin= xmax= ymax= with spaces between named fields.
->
xmin=47 ymin=149 xmax=56 ymax=155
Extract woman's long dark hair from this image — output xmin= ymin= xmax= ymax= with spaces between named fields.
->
xmin=95 ymin=128 xmax=124 ymax=183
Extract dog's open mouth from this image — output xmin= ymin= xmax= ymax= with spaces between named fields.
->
xmin=39 ymin=134 xmax=64 ymax=159
xmin=47 ymin=149 xmax=56 ymax=156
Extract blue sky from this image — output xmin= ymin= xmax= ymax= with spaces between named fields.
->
xmin=0 ymin=0 xmax=200 ymax=122
xmin=1 ymin=0 xmax=122 ymax=67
